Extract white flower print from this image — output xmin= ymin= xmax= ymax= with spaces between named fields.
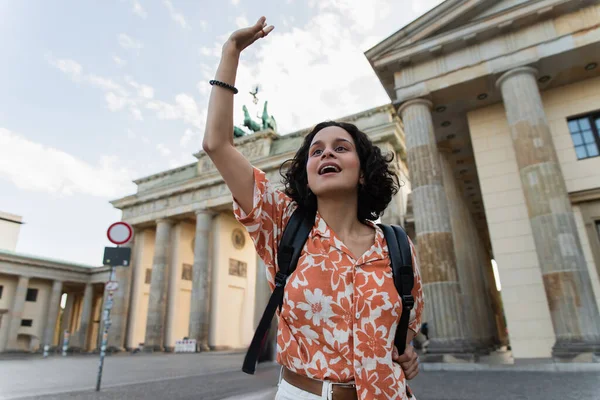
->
xmin=297 ymin=288 xmax=333 ymax=326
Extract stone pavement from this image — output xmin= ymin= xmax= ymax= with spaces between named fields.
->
xmin=0 ymin=351 xmax=599 ymax=400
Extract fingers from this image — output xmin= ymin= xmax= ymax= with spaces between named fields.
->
xmin=254 ymin=16 xmax=266 ymax=29
xmin=404 ymin=360 xmax=419 ymax=380
xmin=252 ymin=25 xmax=274 ymax=42
xmin=393 ymin=345 xmax=419 ymax=380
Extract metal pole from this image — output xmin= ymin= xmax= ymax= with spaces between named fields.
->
xmin=96 ymin=264 xmax=116 ymax=391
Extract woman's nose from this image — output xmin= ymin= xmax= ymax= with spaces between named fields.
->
xmin=321 ymin=148 xmax=335 ymax=159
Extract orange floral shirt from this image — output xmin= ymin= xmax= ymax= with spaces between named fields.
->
xmin=234 ymin=168 xmax=424 ymax=400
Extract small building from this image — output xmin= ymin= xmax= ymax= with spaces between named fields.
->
xmin=0 ymin=212 xmax=110 ymax=353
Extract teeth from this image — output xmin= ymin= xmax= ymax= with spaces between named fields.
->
xmin=320 ymin=165 xmax=339 ymax=174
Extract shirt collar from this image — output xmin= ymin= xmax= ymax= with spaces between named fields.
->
xmin=312 ymin=213 xmax=387 ymax=264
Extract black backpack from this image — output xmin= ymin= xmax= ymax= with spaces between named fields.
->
xmin=242 ymin=208 xmax=415 ymax=375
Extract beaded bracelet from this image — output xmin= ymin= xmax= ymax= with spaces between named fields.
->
xmin=209 ymin=80 xmax=239 ymax=94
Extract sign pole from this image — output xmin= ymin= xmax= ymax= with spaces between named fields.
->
xmin=96 ymin=263 xmax=116 ymax=392
xmin=96 ymin=221 xmax=133 ymax=392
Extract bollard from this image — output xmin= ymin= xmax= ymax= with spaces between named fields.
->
xmin=62 ymin=331 xmax=70 ymax=357
xmin=43 ymin=344 xmax=49 ymax=358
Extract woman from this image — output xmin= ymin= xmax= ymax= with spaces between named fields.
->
xmin=203 ymin=17 xmax=424 ymax=400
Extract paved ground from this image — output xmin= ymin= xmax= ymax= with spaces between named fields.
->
xmin=0 ymin=352 xmax=598 ymax=400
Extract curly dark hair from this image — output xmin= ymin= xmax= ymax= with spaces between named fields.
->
xmin=280 ymin=121 xmax=399 ymax=222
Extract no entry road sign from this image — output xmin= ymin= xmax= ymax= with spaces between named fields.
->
xmin=107 ymin=222 xmax=133 ymax=245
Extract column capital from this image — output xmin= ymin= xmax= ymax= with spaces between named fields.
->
xmin=496 ymin=66 xmax=538 ymax=89
xmin=194 ymin=209 xmax=218 ymax=217
xmin=155 ymin=218 xmax=174 ymax=225
xmin=397 ymin=98 xmax=433 ymax=116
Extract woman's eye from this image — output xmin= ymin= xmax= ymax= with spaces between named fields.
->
xmin=312 ymin=149 xmax=322 ymax=156
xmin=335 ymin=146 xmax=347 ymax=152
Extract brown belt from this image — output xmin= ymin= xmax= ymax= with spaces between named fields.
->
xmin=282 ymin=367 xmax=358 ymax=399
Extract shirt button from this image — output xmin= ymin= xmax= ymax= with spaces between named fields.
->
xmin=355 ymin=312 xmax=360 ymax=319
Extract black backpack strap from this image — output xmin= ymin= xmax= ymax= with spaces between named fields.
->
xmin=243 ymin=207 xmax=313 ymax=375
xmin=379 ymin=224 xmax=414 ymax=355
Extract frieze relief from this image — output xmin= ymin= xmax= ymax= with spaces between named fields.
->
xmin=122 ymin=162 xmax=288 ymax=221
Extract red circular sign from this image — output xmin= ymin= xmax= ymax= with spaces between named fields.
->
xmin=107 ymin=222 xmax=133 ymax=245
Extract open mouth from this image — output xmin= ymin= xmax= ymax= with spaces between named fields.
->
xmin=318 ymin=164 xmax=341 ymax=175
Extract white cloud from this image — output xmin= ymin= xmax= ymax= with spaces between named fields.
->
xmin=235 ymin=15 xmax=249 ymax=29
xmin=199 ymin=20 xmax=208 ymax=32
xmin=89 ymin=75 xmax=128 ymax=96
xmin=105 ymin=92 xmax=128 ymax=111
xmin=163 ymin=0 xmax=189 ymax=29
xmin=197 ymin=81 xmax=210 ymax=96
xmin=48 ymin=57 xmax=83 ymax=81
xmin=146 ymin=94 xmax=206 ymax=129
xmin=50 ymin=56 xmax=207 ymax=130
xmin=125 ymin=76 xmax=154 ymax=99
xmin=127 ymin=129 xmax=136 ymax=139
xmin=231 ymin=0 xmax=240 ymax=5
xmin=118 ymin=33 xmax=143 ymax=52
xmin=132 ymin=0 xmax=147 ymax=18
xmin=131 ymin=107 xmax=143 ymax=121
xmin=180 ymin=128 xmax=197 ymax=147
xmin=113 ymin=55 xmax=127 ymax=67
xmin=156 ymin=143 xmax=172 ymax=157
xmin=0 ymin=128 xmax=135 ymax=197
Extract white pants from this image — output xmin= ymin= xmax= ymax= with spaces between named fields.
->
xmin=274 ymin=368 xmax=416 ymax=400
xmin=274 ymin=368 xmax=344 ymax=400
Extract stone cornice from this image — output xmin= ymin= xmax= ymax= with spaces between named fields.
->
xmin=570 ymin=187 xmax=600 ymax=204
xmin=133 ymin=163 xmax=197 ymax=185
xmin=0 ymin=255 xmax=110 ymax=283
xmin=365 ymin=0 xmax=477 ymax=60
xmin=0 ymin=250 xmax=100 ymax=271
xmin=369 ymin=0 xmax=576 ymax=68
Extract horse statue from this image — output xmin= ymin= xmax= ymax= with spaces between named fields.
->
xmin=261 ymin=101 xmax=277 ymax=132
xmin=233 ymin=126 xmax=246 ymax=138
xmin=243 ymin=105 xmax=262 ymax=132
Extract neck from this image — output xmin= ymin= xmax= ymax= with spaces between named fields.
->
xmin=316 ymin=192 xmax=364 ymax=237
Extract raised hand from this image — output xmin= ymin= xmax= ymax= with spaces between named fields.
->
xmin=224 ymin=16 xmax=274 ymax=55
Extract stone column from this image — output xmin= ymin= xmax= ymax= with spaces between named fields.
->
xmin=189 ymin=210 xmax=214 ymax=351
xmin=496 ymin=67 xmax=600 ymax=356
xmin=398 ymin=99 xmax=471 ymax=355
xmin=126 ymin=229 xmax=146 ymax=349
xmin=59 ymin=292 xmax=75 ymax=347
xmin=5 ymin=276 xmax=30 ymax=350
xmin=165 ymin=223 xmax=182 ymax=351
xmin=74 ymin=283 xmax=93 ymax=350
xmin=144 ymin=219 xmax=173 ymax=351
xmin=107 ymin=237 xmax=135 ymax=352
xmin=43 ymin=280 xmax=63 ymax=349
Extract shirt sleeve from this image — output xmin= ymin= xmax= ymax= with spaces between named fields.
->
xmin=408 ymin=237 xmax=424 ymax=334
xmin=232 ymin=167 xmax=296 ymax=290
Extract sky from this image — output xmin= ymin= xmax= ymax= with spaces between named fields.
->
xmin=0 ymin=0 xmax=443 ymax=266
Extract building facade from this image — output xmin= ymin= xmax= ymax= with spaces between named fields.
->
xmin=1 ymin=0 xmax=599 ymax=363
xmin=366 ymin=0 xmax=600 ymax=360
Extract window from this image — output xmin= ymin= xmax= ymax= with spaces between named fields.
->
xmin=26 ymin=288 xmax=38 ymax=302
xmin=567 ymin=113 xmax=600 ymax=160
xmin=181 ymin=264 xmax=193 ymax=281
xmin=21 ymin=319 xmax=33 ymax=327
xmin=145 ymin=269 xmax=152 ymax=284
xmin=0 ymin=285 xmax=3 ymax=299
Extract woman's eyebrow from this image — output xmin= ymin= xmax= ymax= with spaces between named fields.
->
xmin=309 ymin=138 xmax=353 ymax=148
